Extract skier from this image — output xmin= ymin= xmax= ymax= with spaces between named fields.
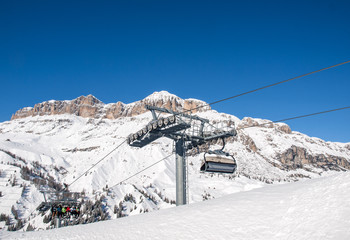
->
xmin=57 ymin=205 xmax=62 ymax=217
xmin=62 ymin=206 xmax=66 ymax=216
xmin=66 ymin=206 xmax=71 ymax=217
xmin=51 ymin=205 xmax=57 ymax=218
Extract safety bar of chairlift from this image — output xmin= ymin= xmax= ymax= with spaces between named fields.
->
xmin=200 ymin=161 xmax=237 ymax=174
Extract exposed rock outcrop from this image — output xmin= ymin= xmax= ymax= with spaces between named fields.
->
xmin=277 ymin=145 xmax=350 ymax=170
xmin=238 ymin=117 xmax=291 ymax=134
xmin=239 ymin=133 xmax=258 ymax=152
xmin=275 ymin=123 xmax=292 ymax=134
xmin=11 ymin=95 xmax=104 ymax=120
xmin=345 ymin=144 xmax=350 ymax=151
xmin=11 ymin=91 xmax=210 ymax=121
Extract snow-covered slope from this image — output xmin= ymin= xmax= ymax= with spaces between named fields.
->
xmin=0 ymin=91 xmax=349 ymax=232
xmin=2 ymin=172 xmax=350 ymax=239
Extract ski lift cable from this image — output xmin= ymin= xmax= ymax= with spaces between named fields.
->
xmin=93 ymin=60 xmax=349 ymax=192
xmin=183 ymin=60 xmax=350 ymax=135
xmin=206 ymin=106 xmax=350 ymax=134
xmin=108 ymin=153 xmax=174 ymax=190
xmin=237 ymin=106 xmax=350 ymax=130
xmin=30 ymin=105 xmax=349 ymax=215
xmin=66 ymin=139 xmax=127 ymax=189
xmin=60 ymin=61 xmax=349 ymax=196
xmin=104 ymin=106 xmax=349 ymax=194
xmin=29 ymin=61 xmax=349 ymax=215
xmin=181 ymin=60 xmax=350 ymax=115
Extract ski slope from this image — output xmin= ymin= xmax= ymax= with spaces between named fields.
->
xmin=3 ymin=172 xmax=349 ymax=240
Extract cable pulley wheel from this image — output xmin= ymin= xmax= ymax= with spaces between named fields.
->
xmin=157 ymin=118 xmax=164 ymax=128
xmin=142 ymin=127 xmax=148 ymax=135
xmin=169 ymin=115 xmax=175 ymax=123
xmin=163 ymin=118 xmax=169 ymax=126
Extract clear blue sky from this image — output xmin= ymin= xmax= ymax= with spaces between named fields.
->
xmin=0 ymin=0 xmax=349 ymax=142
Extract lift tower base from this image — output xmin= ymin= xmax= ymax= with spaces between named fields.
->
xmin=175 ymin=138 xmax=186 ymax=206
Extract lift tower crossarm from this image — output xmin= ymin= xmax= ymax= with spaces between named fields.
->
xmin=204 ymin=131 xmax=236 ymax=141
xmin=145 ymin=105 xmax=209 ymax=123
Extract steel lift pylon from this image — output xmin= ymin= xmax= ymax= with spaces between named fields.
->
xmin=127 ymin=105 xmax=236 ymax=206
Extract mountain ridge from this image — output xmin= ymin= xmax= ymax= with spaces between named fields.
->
xmin=11 ymin=91 xmax=210 ymax=121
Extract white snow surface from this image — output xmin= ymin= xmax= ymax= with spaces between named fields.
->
xmin=2 ymin=172 xmax=350 ymax=240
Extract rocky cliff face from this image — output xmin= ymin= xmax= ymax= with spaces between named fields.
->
xmin=11 ymin=95 xmax=105 ymax=120
xmin=11 ymin=91 xmax=210 ymax=120
xmin=278 ymin=145 xmax=350 ymax=170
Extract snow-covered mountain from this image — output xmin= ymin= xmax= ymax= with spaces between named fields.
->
xmin=1 ymin=91 xmax=349 ymax=232
xmin=2 ymin=172 xmax=350 ymax=239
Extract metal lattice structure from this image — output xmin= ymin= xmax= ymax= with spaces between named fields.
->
xmin=128 ymin=105 xmax=237 ymax=206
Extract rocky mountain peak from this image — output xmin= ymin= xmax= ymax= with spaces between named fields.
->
xmin=10 ymin=91 xmax=211 ymax=120
xmin=144 ymin=91 xmax=180 ymax=101
xmin=73 ymin=94 xmax=103 ymax=106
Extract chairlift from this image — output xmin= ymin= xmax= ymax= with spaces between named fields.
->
xmin=200 ymin=138 xmax=237 ymax=174
xmin=37 ymin=190 xmax=82 ymax=217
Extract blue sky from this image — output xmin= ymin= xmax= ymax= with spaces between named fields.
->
xmin=0 ymin=0 xmax=349 ymax=142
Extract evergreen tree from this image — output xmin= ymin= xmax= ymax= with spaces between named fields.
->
xmin=26 ymin=223 xmax=35 ymax=231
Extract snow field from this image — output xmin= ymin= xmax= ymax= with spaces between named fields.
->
xmin=2 ymin=172 xmax=349 ymax=240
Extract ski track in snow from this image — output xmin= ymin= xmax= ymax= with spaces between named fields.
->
xmin=2 ymin=172 xmax=350 ymax=240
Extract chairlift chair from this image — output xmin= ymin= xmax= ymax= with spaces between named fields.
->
xmin=37 ymin=190 xmax=82 ymax=215
xmin=200 ymin=138 xmax=237 ymax=174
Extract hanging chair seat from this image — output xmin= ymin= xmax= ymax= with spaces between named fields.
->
xmin=200 ymin=153 xmax=237 ymax=174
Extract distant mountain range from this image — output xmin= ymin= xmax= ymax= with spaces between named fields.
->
xmin=1 ymin=91 xmax=349 ymax=231
xmin=11 ymin=91 xmax=209 ymax=120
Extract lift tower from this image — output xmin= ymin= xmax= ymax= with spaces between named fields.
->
xmin=127 ymin=105 xmax=236 ymax=206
